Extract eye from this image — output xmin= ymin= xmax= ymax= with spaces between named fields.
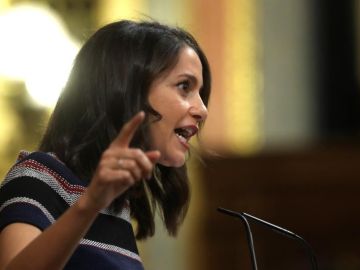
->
xmin=176 ymin=80 xmax=191 ymax=93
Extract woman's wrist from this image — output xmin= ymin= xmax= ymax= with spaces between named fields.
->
xmin=77 ymin=191 xmax=104 ymax=214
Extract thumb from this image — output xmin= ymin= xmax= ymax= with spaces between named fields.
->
xmin=146 ymin=151 xmax=161 ymax=164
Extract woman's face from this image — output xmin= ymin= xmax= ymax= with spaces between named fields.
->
xmin=148 ymin=46 xmax=208 ymax=167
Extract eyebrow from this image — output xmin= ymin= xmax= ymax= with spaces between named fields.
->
xmin=177 ymin=73 xmax=203 ymax=88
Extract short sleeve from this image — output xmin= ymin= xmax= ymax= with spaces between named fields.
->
xmin=0 ymin=151 xmax=85 ymax=232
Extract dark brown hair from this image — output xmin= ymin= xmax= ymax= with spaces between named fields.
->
xmin=39 ymin=20 xmax=211 ymax=239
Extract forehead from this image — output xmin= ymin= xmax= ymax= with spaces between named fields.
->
xmin=153 ymin=46 xmax=203 ymax=84
xmin=171 ymin=46 xmax=203 ymax=78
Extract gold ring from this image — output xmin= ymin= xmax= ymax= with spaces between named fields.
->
xmin=118 ymin=159 xmax=124 ymax=168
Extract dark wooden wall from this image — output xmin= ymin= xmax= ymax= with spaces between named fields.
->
xmin=197 ymin=143 xmax=360 ymax=270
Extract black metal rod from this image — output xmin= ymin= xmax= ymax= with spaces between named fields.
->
xmin=217 ymin=207 xmax=258 ymax=270
xmin=241 ymin=212 xmax=318 ymax=270
xmin=218 ymin=207 xmax=318 ymax=270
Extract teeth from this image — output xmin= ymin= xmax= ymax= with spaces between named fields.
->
xmin=176 ymin=133 xmax=187 ymax=143
xmin=174 ymin=126 xmax=197 ymax=142
xmin=183 ymin=128 xmax=191 ymax=136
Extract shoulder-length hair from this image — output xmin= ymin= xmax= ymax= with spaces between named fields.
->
xmin=39 ymin=20 xmax=211 ymax=239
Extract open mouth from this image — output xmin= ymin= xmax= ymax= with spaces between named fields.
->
xmin=174 ymin=126 xmax=198 ymax=143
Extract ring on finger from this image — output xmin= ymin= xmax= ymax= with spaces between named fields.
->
xmin=118 ymin=159 xmax=125 ymax=168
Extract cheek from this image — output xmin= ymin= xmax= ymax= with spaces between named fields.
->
xmin=148 ymin=117 xmax=172 ymax=144
xmin=164 ymin=98 xmax=189 ymax=116
xmin=153 ymin=99 xmax=187 ymax=123
xmin=148 ymin=124 xmax=161 ymax=151
xmin=148 ymin=95 xmax=190 ymax=140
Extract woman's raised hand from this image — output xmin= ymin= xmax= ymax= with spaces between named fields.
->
xmin=83 ymin=111 xmax=160 ymax=211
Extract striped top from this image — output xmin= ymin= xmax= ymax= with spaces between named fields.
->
xmin=0 ymin=151 xmax=144 ymax=270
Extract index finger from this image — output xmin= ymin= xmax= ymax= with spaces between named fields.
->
xmin=111 ymin=111 xmax=145 ymax=147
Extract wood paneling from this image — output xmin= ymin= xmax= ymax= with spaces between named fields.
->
xmin=198 ymin=143 xmax=360 ymax=270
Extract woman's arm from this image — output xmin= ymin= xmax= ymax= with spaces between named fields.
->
xmin=0 ymin=112 xmax=160 ymax=270
xmin=0 ymin=194 xmax=99 ymax=270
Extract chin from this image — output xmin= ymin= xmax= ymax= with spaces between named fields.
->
xmin=158 ymin=155 xmax=186 ymax=167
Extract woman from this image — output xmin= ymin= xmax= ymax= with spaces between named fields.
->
xmin=0 ymin=20 xmax=211 ymax=269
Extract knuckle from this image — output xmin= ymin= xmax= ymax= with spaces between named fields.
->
xmin=97 ymin=170 xmax=109 ymax=181
xmin=122 ymin=172 xmax=135 ymax=186
xmin=103 ymin=148 xmax=113 ymax=157
xmin=135 ymin=150 xmax=148 ymax=163
xmin=127 ymin=160 xmax=136 ymax=169
xmin=122 ymin=170 xmax=132 ymax=180
xmin=143 ymin=159 xmax=152 ymax=170
xmin=133 ymin=149 xmax=142 ymax=157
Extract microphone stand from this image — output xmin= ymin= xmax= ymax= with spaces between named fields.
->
xmin=217 ymin=207 xmax=318 ymax=270
xmin=217 ymin=208 xmax=258 ymax=270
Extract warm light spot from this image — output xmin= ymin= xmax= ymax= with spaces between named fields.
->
xmin=0 ymin=3 xmax=79 ymax=107
xmin=223 ymin=0 xmax=263 ymax=154
xmin=96 ymin=0 xmax=148 ymax=26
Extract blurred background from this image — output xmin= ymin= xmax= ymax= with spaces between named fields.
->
xmin=0 ymin=0 xmax=360 ymax=269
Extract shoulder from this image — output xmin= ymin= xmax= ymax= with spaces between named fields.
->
xmin=0 ymin=151 xmax=87 ymax=224
xmin=0 ymin=151 xmax=86 ymax=231
xmin=2 ymin=151 xmax=86 ymax=191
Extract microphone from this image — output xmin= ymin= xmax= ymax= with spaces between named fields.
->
xmin=217 ymin=207 xmax=318 ymax=270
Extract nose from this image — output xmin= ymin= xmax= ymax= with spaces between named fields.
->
xmin=189 ymin=95 xmax=208 ymax=122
